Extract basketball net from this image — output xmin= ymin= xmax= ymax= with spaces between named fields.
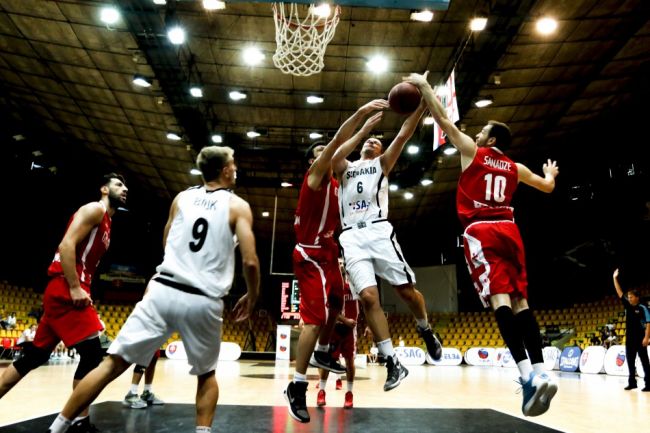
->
xmin=272 ymin=3 xmax=341 ymax=76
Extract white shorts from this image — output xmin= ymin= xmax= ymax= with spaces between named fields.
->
xmin=108 ymin=280 xmax=224 ymax=376
xmin=339 ymin=220 xmax=415 ymax=296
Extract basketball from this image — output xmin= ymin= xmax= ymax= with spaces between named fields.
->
xmin=388 ymin=82 xmax=422 ymax=114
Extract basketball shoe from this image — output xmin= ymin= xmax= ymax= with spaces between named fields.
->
xmin=384 ymin=355 xmax=408 ymax=391
xmin=122 ymin=392 xmax=147 ymax=409
xmin=344 ymin=391 xmax=353 ymax=409
xmin=67 ymin=417 xmax=101 ymax=433
xmin=284 ymin=381 xmax=310 ymax=423
xmin=317 ymin=389 xmax=326 ymax=406
xmin=519 ymin=372 xmax=552 ymax=416
xmin=140 ymin=390 xmax=165 ymax=405
xmin=309 ymin=351 xmax=345 ymax=374
xmin=537 ymin=373 xmax=558 ymax=414
xmin=417 ymin=326 xmax=442 ymax=361
xmin=335 ymin=378 xmax=343 ymax=390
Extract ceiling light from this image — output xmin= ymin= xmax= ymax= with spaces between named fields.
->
xmin=407 ymin=145 xmax=419 ymax=155
xmin=166 ymin=132 xmax=181 ymax=141
xmin=167 ymin=26 xmax=186 ymax=45
xmin=389 ymin=184 xmax=398 ymax=192
xmin=153 ymin=0 xmax=166 ymax=4
xmin=470 ymin=17 xmax=488 ymax=31
xmin=312 ymin=3 xmax=331 ymax=18
xmin=410 ymin=10 xmax=433 ymax=22
xmin=307 ymin=95 xmax=324 ymax=104
xmin=190 ymin=86 xmax=203 ymax=98
xmin=242 ymin=46 xmax=265 ymax=66
xmin=403 ymin=192 xmax=414 ymax=200
xmin=247 ymin=130 xmax=261 ymax=138
xmin=12 ymin=134 xmax=25 ymax=141
xmin=132 ymin=75 xmax=152 ymax=87
xmin=261 ymin=211 xmax=270 ymax=217
xmin=420 ymin=179 xmax=433 ymax=186
xmin=281 ymin=181 xmax=293 ymax=188
xmin=190 ymin=168 xmax=202 ymax=175
xmin=309 ymin=132 xmax=323 ymax=139
xmin=100 ymin=7 xmax=120 ymax=25
xmin=211 ymin=134 xmax=223 ymax=143
xmin=229 ymin=91 xmax=247 ymax=101
xmin=423 ymin=116 xmax=435 ymax=125
xmin=203 ymin=0 xmax=226 ymax=10
xmin=443 ymin=147 xmax=458 ymax=155
xmin=474 ymin=97 xmax=493 ymax=108
xmin=536 ymin=17 xmax=557 ymax=35
xmin=367 ymin=55 xmax=388 ymax=73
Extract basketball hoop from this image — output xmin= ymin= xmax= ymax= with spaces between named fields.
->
xmin=272 ymin=3 xmax=341 ymax=76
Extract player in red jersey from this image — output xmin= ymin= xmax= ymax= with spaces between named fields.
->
xmin=285 ymin=99 xmax=386 ymax=423
xmin=405 ymin=72 xmax=560 ymax=417
xmin=0 ymin=173 xmax=127 ymax=432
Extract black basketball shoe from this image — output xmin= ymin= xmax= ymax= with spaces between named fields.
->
xmin=309 ymin=350 xmax=346 ymax=374
xmin=418 ymin=326 xmax=443 ymax=361
xmin=284 ymin=381 xmax=310 ymax=423
xmin=384 ymin=355 xmax=409 ymax=391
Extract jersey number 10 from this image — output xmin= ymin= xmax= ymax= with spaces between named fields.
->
xmin=483 ymin=174 xmax=506 ymax=203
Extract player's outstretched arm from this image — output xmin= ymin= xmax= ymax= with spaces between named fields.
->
xmin=332 ymin=111 xmax=384 ymax=176
xmin=380 ymin=100 xmax=427 ymax=175
xmin=612 ymin=269 xmax=624 ymax=298
xmin=232 ymin=196 xmax=260 ymax=322
xmin=517 ymin=159 xmax=559 ymax=193
xmin=403 ymin=72 xmax=476 ymax=160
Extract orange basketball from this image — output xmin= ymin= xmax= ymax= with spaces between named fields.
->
xmin=388 ymin=82 xmax=422 ymax=114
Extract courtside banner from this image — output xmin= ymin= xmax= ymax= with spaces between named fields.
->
xmin=276 ymin=324 xmax=291 ymax=361
xmin=495 ymin=348 xmax=517 ymax=368
xmin=543 ymin=346 xmax=561 ymax=370
xmin=579 ymin=346 xmax=606 ymax=374
xmin=604 ymin=345 xmax=628 ymax=376
xmin=395 ymin=346 xmax=426 ymax=366
xmin=165 ymin=340 xmax=187 ymax=360
xmin=465 ymin=347 xmax=497 ymax=366
xmin=559 ymin=346 xmax=581 ymax=372
xmin=426 ymin=348 xmax=463 ymax=366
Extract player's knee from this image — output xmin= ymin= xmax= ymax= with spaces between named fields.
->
xmin=13 ymin=344 xmax=51 ymax=376
xmin=74 ymin=337 xmax=104 ymax=380
xmin=134 ymin=364 xmax=146 ymax=374
xmin=359 ymin=289 xmax=379 ymax=309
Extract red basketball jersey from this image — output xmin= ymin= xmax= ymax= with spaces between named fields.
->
xmin=48 ymin=203 xmax=112 ymax=286
xmin=457 ymin=147 xmax=518 ymax=228
xmin=294 ymin=171 xmax=340 ymax=247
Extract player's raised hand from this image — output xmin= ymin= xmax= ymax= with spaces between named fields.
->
xmin=360 ymin=99 xmax=389 ymax=114
xmin=543 ymin=159 xmax=559 ymax=178
xmin=360 ymin=112 xmax=383 ymax=134
xmin=233 ymin=293 xmax=255 ymax=322
xmin=402 ymin=71 xmax=429 ymax=88
xmin=613 ymin=268 xmax=619 ymax=279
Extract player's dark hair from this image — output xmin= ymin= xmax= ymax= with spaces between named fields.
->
xmin=101 ymin=172 xmax=125 ymax=188
xmin=196 ymin=146 xmax=235 ymax=181
xmin=628 ymin=289 xmax=640 ymax=298
xmin=488 ymin=120 xmax=512 ymax=151
xmin=304 ymin=141 xmax=326 ymax=163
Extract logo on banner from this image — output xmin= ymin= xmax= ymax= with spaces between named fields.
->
xmin=580 ymin=351 xmax=588 ymax=366
xmin=560 ymin=346 xmax=581 ymax=372
xmin=616 ymin=352 xmax=626 ymax=367
xmin=395 ymin=347 xmax=426 ymax=365
xmin=478 ymin=349 xmax=489 ymax=359
xmin=168 ymin=344 xmax=177 ymax=354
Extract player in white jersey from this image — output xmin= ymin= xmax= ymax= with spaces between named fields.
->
xmin=47 ymin=146 xmax=261 ymax=433
xmin=332 ymin=99 xmax=442 ymax=392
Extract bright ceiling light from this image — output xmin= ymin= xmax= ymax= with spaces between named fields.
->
xmin=167 ymin=26 xmax=186 ymax=45
xmin=189 ymin=86 xmax=203 ymax=98
xmin=410 ymin=10 xmax=433 ymax=22
xmin=242 ymin=46 xmax=265 ymax=66
xmin=306 ymin=95 xmax=324 ymax=104
xmin=389 ymin=184 xmax=398 ymax=192
xmin=407 ymin=145 xmax=419 ymax=155
xmin=132 ymin=75 xmax=152 ymax=87
xmin=474 ymin=97 xmax=493 ymax=108
xmin=261 ymin=211 xmax=270 ymax=217
xmin=100 ymin=7 xmax=120 ymax=25
xmin=166 ymin=132 xmax=181 ymax=141
xmin=309 ymin=132 xmax=323 ymax=139
xmin=190 ymin=168 xmax=202 ymax=175
xmin=470 ymin=17 xmax=488 ymax=31
xmin=281 ymin=181 xmax=293 ymax=188
xmin=536 ymin=17 xmax=557 ymax=35
xmin=211 ymin=134 xmax=223 ymax=143
xmin=203 ymin=0 xmax=226 ymax=10
xmin=247 ymin=131 xmax=261 ymax=138
xmin=443 ymin=147 xmax=458 ymax=155
xmin=312 ymin=4 xmax=331 ymax=18
xmin=367 ymin=55 xmax=388 ymax=73
xmin=423 ymin=116 xmax=435 ymax=125
xmin=403 ymin=192 xmax=414 ymax=200
xmin=420 ymin=179 xmax=433 ymax=186
xmin=229 ymin=91 xmax=247 ymax=101
xmin=153 ymin=0 xmax=166 ymax=4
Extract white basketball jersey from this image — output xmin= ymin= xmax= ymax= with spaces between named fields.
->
xmin=339 ymin=158 xmax=388 ymax=227
xmin=156 ymin=187 xmax=235 ymax=299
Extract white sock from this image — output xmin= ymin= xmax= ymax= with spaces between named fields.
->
xmin=532 ymin=363 xmax=546 ymax=375
xmin=48 ymin=414 xmax=71 ymax=433
xmin=377 ymin=338 xmax=395 ymax=358
xmin=319 ymin=379 xmax=327 ymax=390
xmin=293 ymin=372 xmax=307 ymax=383
xmin=517 ymin=359 xmax=533 ymax=382
xmin=144 ymin=384 xmax=152 ymax=392
xmin=416 ymin=318 xmax=429 ymax=329
xmin=130 ymin=384 xmax=139 ymax=394
xmin=196 ymin=427 xmax=211 ymax=433
xmin=347 ymin=381 xmax=354 ymax=392
xmin=316 ymin=344 xmax=329 ymax=353
xmin=73 ymin=415 xmax=88 ymax=423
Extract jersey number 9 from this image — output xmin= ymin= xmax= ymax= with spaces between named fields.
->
xmin=189 ymin=217 xmax=209 ymax=252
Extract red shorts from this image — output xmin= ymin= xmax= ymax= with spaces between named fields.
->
xmin=463 ymin=221 xmax=528 ymax=308
xmin=331 ymin=323 xmax=356 ymax=360
xmin=33 ymin=276 xmax=104 ymax=349
xmin=293 ymin=244 xmax=343 ymax=326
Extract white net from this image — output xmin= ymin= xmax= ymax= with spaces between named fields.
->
xmin=272 ymin=3 xmax=341 ymax=76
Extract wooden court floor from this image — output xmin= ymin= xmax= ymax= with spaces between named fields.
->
xmin=0 ymin=358 xmax=647 ymax=433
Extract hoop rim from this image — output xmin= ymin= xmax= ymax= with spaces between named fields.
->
xmin=273 ymin=3 xmax=341 ymax=31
